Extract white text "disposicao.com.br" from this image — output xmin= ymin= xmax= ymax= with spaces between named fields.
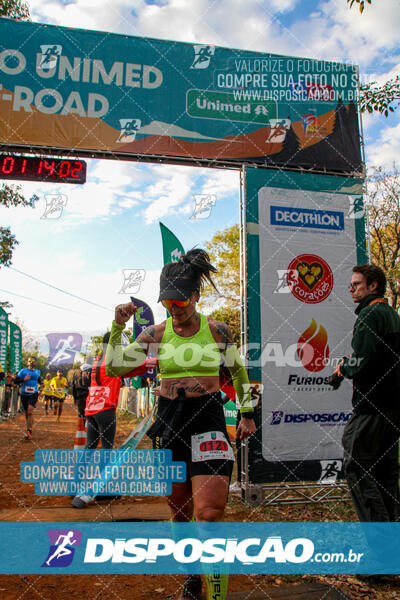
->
xmin=83 ymin=537 xmax=364 ymax=564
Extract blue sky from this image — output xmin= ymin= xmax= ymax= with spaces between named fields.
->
xmin=1 ymin=0 xmax=399 ymax=348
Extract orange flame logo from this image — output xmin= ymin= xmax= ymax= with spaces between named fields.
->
xmin=296 ymin=319 xmax=329 ymax=372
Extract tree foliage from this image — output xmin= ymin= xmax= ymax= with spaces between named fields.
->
xmin=1 ymin=0 xmax=32 ymax=267
xmin=359 ymin=76 xmax=400 ymax=117
xmin=0 ymin=183 xmax=36 ymax=268
xmin=201 ymin=225 xmax=240 ymax=309
xmin=0 ymin=0 xmax=30 ymax=19
xmin=209 ymin=306 xmax=241 ymax=345
xmin=200 ymin=225 xmax=241 ymax=343
xmin=366 ymin=165 xmax=400 ymax=309
xmin=346 ymin=0 xmax=400 ymax=116
xmin=347 ymin=0 xmax=371 ymax=13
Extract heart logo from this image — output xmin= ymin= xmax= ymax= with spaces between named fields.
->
xmin=295 ymin=261 xmax=324 ymax=290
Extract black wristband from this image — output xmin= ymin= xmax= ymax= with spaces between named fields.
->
xmin=241 ymin=410 xmax=255 ymax=419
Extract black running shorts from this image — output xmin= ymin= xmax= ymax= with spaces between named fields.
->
xmin=21 ymin=393 xmax=38 ymax=411
xmin=150 ymin=392 xmax=233 ymax=479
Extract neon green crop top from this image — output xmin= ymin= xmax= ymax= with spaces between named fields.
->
xmin=158 ymin=314 xmax=220 ymax=378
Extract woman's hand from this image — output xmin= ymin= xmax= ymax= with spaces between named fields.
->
xmin=115 ymin=302 xmax=137 ymax=325
xmin=236 ymin=416 xmax=256 ymax=441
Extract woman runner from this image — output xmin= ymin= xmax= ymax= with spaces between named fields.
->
xmin=105 ymin=249 xmax=256 ymax=600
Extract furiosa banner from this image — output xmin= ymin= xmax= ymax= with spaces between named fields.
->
xmin=0 ymin=20 xmax=361 ymax=172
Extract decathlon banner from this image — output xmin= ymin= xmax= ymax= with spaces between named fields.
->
xmin=8 ymin=321 xmax=22 ymax=374
xmin=0 ymin=307 xmax=8 ymax=377
xmin=0 ymin=19 xmax=361 ymax=172
xmin=245 ymin=168 xmax=367 ymax=482
xmin=0 ymin=522 xmax=399 ymax=574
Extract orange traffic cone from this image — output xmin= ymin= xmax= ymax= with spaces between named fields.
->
xmin=73 ymin=417 xmax=86 ymax=449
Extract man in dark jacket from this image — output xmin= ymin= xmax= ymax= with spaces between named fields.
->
xmin=334 ymin=264 xmax=400 ymax=522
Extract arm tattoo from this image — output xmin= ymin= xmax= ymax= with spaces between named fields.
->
xmin=135 ymin=325 xmax=156 ymax=351
xmin=216 ymin=321 xmax=234 ymax=346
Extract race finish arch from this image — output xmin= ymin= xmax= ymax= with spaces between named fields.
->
xmin=0 ymin=19 xmax=361 ymax=171
xmin=0 ymin=19 xmax=365 ymax=503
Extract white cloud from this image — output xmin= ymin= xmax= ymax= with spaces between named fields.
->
xmin=26 ymin=0 xmax=399 ymax=83
xmin=366 ymin=121 xmax=400 ymax=169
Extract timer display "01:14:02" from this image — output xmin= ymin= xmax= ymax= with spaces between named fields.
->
xmin=0 ymin=155 xmax=87 ymax=184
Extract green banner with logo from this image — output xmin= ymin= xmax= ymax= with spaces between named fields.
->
xmin=0 ymin=19 xmax=361 ymax=173
xmin=160 ymin=223 xmax=185 ymax=264
xmin=0 ymin=308 xmax=9 ymax=380
xmin=8 ymin=322 xmax=22 ymax=374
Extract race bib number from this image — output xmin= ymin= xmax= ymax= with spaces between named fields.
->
xmin=44 ymin=388 xmax=51 ymax=393
xmin=25 ymin=386 xmax=35 ymax=394
xmin=191 ymin=431 xmax=234 ymax=462
xmin=56 ymin=388 xmax=63 ymax=393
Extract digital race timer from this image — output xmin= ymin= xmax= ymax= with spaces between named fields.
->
xmin=0 ymin=154 xmax=87 ymax=184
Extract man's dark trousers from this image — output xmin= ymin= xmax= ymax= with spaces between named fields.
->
xmin=342 ymin=410 xmax=400 ymax=522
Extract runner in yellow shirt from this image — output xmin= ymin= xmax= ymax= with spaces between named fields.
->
xmin=51 ymin=370 xmax=68 ymax=422
xmin=41 ymin=373 xmax=54 ymax=415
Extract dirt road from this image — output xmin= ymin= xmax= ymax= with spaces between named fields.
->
xmin=0 ymin=398 xmax=397 ymax=599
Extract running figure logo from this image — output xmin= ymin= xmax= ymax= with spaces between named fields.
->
xmin=347 ymin=195 xmax=365 ymax=220
xmin=117 ymin=119 xmax=141 ymax=143
xmin=42 ymin=529 xmax=82 ymax=568
xmin=41 ymin=194 xmax=68 ymax=220
xmin=266 ymin=119 xmax=291 ymax=144
xmin=190 ymin=45 xmax=215 ymax=69
xmin=318 ymin=460 xmax=343 ymax=484
xmin=273 ymin=269 xmax=299 ymax=294
xmin=119 ymin=269 xmax=146 ymax=294
xmin=46 ymin=333 xmax=83 ymax=367
xmin=189 ymin=194 xmax=216 ymax=220
xmin=270 ymin=411 xmax=283 ymax=425
xmin=39 ymin=45 xmax=62 ymax=70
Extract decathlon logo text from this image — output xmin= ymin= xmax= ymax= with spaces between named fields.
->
xmin=270 ymin=206 xmax=344 ymax=231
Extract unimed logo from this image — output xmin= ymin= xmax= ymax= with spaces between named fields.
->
xmin=270 ymin=206 xmax=344 ymax=231
xmin=83 ymin=536 xmax=314 ymax=565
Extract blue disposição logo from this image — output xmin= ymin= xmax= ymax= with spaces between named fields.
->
xmin=42 ymin=529 xmax=82 ymax=568
xmin=270 ymin=206 xmax=344 ymax=231
xmin=270 ymin=412 xmax=351 ymax=425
